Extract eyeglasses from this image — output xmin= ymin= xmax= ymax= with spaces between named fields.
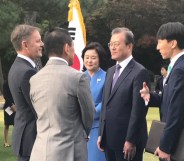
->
xmin=108 ymin=41 xmax=121 ymax=48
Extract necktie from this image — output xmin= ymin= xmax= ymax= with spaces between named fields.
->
xmin=34 ymin=66 xmax=38 ymax=72
xmin=111 ymin=64 xmax=121 ymax=90
xmin=167 ymin=64 xmax=172 ymax=76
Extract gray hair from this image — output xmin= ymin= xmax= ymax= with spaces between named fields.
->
xmin=11 ymin=24 xmax=40 ymax=51
xmin=111 ymin=27 xmax=134 ymax=45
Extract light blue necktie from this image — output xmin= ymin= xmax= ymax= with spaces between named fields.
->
xmin=167 ymin=64 xmax=172 ymax=76
xmin=111 ymin=64 xmax=121 ymax=90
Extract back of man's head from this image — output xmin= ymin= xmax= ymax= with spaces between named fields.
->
xmin=156 ymin=22 xmax=184 ymax=50
xmin=44 ymin=27 xmax=72 ymax=57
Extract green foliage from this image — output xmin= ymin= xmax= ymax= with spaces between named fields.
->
xmin=85 ymin=0 xmax=184 ymax=72
xmin=1 ymin=0 xmax=184 ymax=75
xmin=0 ymin=1 xmax=21 ymax=50
xmin=16 ymin=0 xmax=69 ymax=29
xmin=80 ymin=0 xmax=108 ymax=16
xmin=0 ymin=1 xmax=21 ymax=78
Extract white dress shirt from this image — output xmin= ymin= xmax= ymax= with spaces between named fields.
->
xmin=18 ymin=54 xmax=36 ymax=68
xmin=116 ymin=55 xmax=133 ymax=76
xmin=49 ymin=57 xmax=68 ymax=65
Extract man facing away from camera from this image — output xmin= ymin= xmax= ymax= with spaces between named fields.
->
xmin=29 ymin=27 xmax=94 ymax=161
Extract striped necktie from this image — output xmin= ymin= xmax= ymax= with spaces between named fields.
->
xmin=111 ymin=64 xmax=121 ymax=90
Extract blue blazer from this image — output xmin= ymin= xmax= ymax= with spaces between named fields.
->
xmin=85 ymin=68 xmax=106 ymax=128
xmin=150 ymin=54 xmax=184 ymax=154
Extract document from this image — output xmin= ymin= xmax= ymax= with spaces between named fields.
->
xmin=5 ymin=106 xmax=13 ymax=116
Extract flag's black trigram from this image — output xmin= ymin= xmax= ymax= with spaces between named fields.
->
xmin=68 ymin=27 xmax=76 ymax=40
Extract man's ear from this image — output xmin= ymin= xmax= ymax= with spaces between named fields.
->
xmin=127 ymin=43 xmax=133 ymax=50
xmin=171 ymin=40 xmax=177 ymax=49
xmin=64 ymin=43 xmax=69 ymax=55
xmin=22 ymin=40 xmax=28 ymax=49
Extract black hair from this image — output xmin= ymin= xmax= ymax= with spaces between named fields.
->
xmin=156 ymin=22 xmax=184 ymax=49
xmin=44 ymin=27 xmax=72 ymax=57
xmin=161 ymin=64 xmax=168 ymax=71
xmin=82 ymin=42 xmax=107 ymax=70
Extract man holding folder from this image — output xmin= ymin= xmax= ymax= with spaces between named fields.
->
xmin=140 ymin=22 xmax=184 ymax=161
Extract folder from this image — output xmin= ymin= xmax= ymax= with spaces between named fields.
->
xmin=145 ymin=120 xmax=184 ymax=161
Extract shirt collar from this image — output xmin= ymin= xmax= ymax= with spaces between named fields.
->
xmin=17 ymin=54 xmax=36 ymax=68
xmin=117 ymin=55 xmax=133 ymax=69
xmin=49 ymin=57 xmax=68 ymax=65
xmin=170 ymin=51 xmax=184 ymax=68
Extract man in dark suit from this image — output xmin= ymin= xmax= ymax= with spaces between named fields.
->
xmin=140 ymin=22 xmax=184 ymax=161
xmin=97 ymin=27 xmax=151 ymax=161
xmin=155 ymin=64 xmax=168 ymax=95
xmin=8 ymin=24 xmax=44 ymax=161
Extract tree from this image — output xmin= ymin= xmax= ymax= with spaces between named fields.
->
xmin=2 ymin=0 xmax=184 ymax=78
xmin=85 ymin=0 xmax=184 ymax=73
xmin=0 ymin=1 xmax=21 ymax=91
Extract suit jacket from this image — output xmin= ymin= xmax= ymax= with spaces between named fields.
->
xmin=150 ymin=54 xmax=184 ymax=154
xmin=3 ymin=80 xmax=14 ymax=109
xmin=99 ymin=58 xmax=150 ymax=150
xmin=155 ymin=76 xmax=164 ymax=94
xmin=29 ymin=59 xmax=94 ymax=161
xmin=3 ymin=80 xmax=15 ymax=125
xmin=154 ymin=76 xmax=164 ymax=118
xmin=8 ymin=57 xmax=37 ymax=156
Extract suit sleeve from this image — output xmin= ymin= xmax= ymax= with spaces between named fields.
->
xmin=21 ymin=69 xmax=37 ymax=118
xmin=98 ymin=69 xmax=109 ymax=136
xmin=77 ymin=74 xmax=95 ymax=136
xmin=149 ymin=92 xmax=162 ymax=107
xmin=3 ymin=81 xmax=14 ymax=108
xmin=126 ymin=68 xmax=151 ymax=144
xmin=160 ymin=68 xmax=184 ymax=154
xmin=98 ymin=89 xmax=105 ymax=136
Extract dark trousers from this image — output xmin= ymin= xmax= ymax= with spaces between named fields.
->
xmin=18 ymin=155 xmax=30 ymax=161
xmin=104 ymin=146 xmax=144 ymax=161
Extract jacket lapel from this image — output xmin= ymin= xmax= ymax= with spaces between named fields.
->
xmin=16 ymin=57 xmax=34 ymax=69
xmin=105 ymin=66 xmax=116 ymax=99
xmin=165 ymin=54 xmax=184 ymax=85
xmin=107 ymin=59 xmax=135 ymax=104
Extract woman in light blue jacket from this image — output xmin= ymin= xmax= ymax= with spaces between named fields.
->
xmin=82 ymin=42 xmax=107 ymax=161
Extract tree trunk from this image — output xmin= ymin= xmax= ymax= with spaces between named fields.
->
xmin=24 ymin=11 xmax=43 ymax=71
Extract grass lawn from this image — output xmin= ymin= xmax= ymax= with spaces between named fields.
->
xmin=0 ymin=104 xmax=160 ymax=161
xmin=0 ymin=110 xmax=17 ymax=161
xmin=144 ymin=108 xmax=160 ymax=161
